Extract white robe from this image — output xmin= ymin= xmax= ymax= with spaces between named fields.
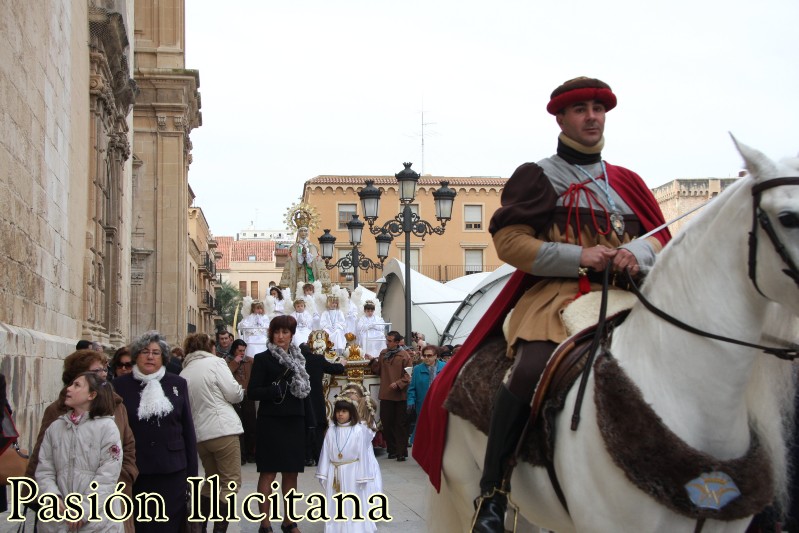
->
xmin=320 ymin=310 xmax=347 ymax=351
xmin=292 ymin=310 xmax=314 ymax=347
xmin=238 ymin=312 xmax=268 ymax=357
xmin=357 ymin=315 xmax=386 ymax=358
xmin=345 ymin=307 xmax=359 ymax=337
xmin=316 ymin=422 xmax=378 ymax=533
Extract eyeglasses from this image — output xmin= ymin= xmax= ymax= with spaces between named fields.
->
xmin=117 ymin=362 xmax=133 ymax=369
xmin=90 ymin=368 xmax=108 ymax=374
xmin=422 ymin=353 xmax=436 ymax=358
xmin=140 ymin=350 xmax=162 ymax=357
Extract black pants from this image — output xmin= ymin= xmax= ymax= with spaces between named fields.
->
xmin=380 ymin=399 xmax=409 ymax=458
xmin=233 ymin=399 xmax=257 ymax=459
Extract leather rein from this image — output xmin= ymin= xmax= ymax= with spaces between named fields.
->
xmin=626 ymin=176 xmax=799 ymax=362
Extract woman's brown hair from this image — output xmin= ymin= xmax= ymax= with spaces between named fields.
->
xmin=76 ymin=371 xmax=117 ymax=418
xmin=183 ymin=333 xmax=215 ymax=355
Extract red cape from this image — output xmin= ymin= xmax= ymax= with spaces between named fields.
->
xmin=412 ymin=162 xmax=670 ymax=490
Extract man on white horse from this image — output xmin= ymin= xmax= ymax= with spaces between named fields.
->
xmin=469 ymin=77 xmax=672 ymax=532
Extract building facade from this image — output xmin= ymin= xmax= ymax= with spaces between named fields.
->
xmin=652 ymin=177 xmax=738 ymax=235
xmin=216 ymin=235 xmax=284 ymax=301
xmin=130 ymin=0 xmax=202 ymax=342
xmin=0 ymin=0 xmax=137 ymax=444
xmin=302 ymin=174 xmax=506 ymax=287
xmin=187 ymin=205 xmax=221 ymax=338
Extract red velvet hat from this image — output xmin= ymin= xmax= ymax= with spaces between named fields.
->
xmin=547 ymin=77 xmax=617 ymax=115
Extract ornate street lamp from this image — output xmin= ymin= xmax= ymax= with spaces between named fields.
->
xmin=357 ymin=162 xmax=456 ymax=343
xmin=318 ymin=214 xmax=385 ymax=289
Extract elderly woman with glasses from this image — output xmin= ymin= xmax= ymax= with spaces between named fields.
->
xmin=406 ymin=345 xmax=446 ymax=446
xmin=114 ymin=331 xmax=198 ymax=532
xmin=26 ymin=349 xmax=139 ymax=533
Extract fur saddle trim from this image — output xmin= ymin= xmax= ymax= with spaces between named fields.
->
xmin=444 ymin=336 xmax=578 ymax=466
xmin=561 ymin=290 xmax=638 ymax=336
xmin=594 ymin=354 xmax=774 ymax=520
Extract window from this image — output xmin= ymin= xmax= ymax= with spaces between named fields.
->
xmin=408 ymin=249 xmax=420 ymax=271
xmin=465 ymin=249 xmax=483 ymax=274
xmin=251 ymin=281 xmax=259 ymax=299
xmin=465 ymin=205 xmax=483 ymax=230
xmin=338 ymin=204 xmax=357 ymax=229
xmin=248 ymin=254 xmax=256 ymax=261
xmin=239 ymin=281 xmax=246 ymax=295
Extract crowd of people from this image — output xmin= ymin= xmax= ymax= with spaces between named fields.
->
xmin=13 ymin=289 xmax=461 ymax=533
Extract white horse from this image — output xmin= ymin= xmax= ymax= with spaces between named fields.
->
xmin=432 ymin=139 xmax=799 ymax=533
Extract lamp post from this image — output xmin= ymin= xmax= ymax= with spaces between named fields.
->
xmin=358 ymin=163 xmax=457 ymax=344
xmin=318 ymin=214 xmax=390 ymax=289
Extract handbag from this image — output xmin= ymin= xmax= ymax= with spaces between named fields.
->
xmin=0 ymin=441 xmax=28 ymax=485
xmin=0 ymin=403 xmax=29 ymax=485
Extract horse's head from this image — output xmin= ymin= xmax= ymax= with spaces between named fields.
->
xmin=732 ymin=135 xmax=799 ymax=315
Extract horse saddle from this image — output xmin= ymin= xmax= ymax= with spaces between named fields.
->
xmin=445 ymin=310 xmax=630 ymax=466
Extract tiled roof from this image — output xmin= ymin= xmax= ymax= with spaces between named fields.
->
xmin=216 ymin=236 xmax=233 ymax=270
xmin=305 ymin=175 xmax=507 ymax=187
xmin=230 ymin=241 xmax=275 ymax=262
xmin=215 ymin=237 xmax=275 ymax=269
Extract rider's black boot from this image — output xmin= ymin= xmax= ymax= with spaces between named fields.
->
xmin=471 ymin=385 xmax=530 ymax=533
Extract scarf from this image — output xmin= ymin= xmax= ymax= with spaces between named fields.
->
xmin=132 ymin=366 xmax=174 ymax=421
xmin=267 ymin=342 xmax=311 ymax=399
xmin=382 ymin=346 xmax=403 ymax=362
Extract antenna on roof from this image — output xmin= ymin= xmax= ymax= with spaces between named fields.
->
xmin=421 ymin=107 xmax=436 ymax=176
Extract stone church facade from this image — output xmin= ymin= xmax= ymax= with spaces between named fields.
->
xmin=0 ymin=0 xmax=209 ymax=448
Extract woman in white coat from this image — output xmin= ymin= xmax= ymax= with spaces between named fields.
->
xmin=180 ymin=333 xmax=244 ymax=533
xmin=35 ymin=371 xmax=123 ymax=532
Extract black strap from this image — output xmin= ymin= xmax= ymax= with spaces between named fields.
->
xmin=545 ymin=459 xmax=570 ymax=514
xmin=624 ymin=270 xmax=798 ymax=360
xmin=571 ymin=263 xmax=612 ymax=431
xmin=748 ymin=177 xmax=799 ymax=296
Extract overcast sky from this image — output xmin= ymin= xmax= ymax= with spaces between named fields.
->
xmin=185 ymin=0 xmax=799 ymax=238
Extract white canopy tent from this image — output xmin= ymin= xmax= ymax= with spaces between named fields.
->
xmin=376 ymin=259 xmax=468 ymax=345
xmin=440 ymin=263 xmax=516 ymax=346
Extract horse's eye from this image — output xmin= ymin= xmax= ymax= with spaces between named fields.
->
xmin=778 ymin=212 xmax=799 ymax=228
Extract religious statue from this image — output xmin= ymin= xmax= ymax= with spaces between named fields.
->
xmin=279 ymin=203 xmax=331 ymax=293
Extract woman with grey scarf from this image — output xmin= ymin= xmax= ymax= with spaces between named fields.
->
xmin=248 ymin=315 xmax=314 ymax=533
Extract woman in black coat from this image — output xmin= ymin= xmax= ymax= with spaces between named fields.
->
xmin=248 ymin=315 xmax=314 ymax=533
xmin=114 ymin=331 xmax=198 ymax=532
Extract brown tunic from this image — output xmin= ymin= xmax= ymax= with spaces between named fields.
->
xmin=491 ymin=158 xmax=664 ymax=351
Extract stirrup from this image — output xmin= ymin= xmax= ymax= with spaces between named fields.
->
xmin=471 ymin=487 xmax=519 ymax=533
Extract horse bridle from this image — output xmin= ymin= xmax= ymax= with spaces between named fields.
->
xmin=748 ymin=176 xmax=799 ymax=297
xmin=623 ymin=177 xmax=799 ymax=362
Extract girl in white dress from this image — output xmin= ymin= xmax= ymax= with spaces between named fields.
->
xmin=299 ymin=282 xmax=322 ymax=331
xmin=320 ymin=295 xmax=347 ymax=353
xmin=356 ymin=301 xmax=387 ymax=358
xmin=268 ymin=286 xmax=287 ymax=319
xmin=291 ymin=298 xmax=314 ymax=347
xmin=316 ymin=397 xmax=378 ymax=533
xmin=237 ymin=300 xmax=269 ymax=357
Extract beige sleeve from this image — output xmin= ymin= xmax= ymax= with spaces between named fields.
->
xmin=492 ymin=224 xmax=546 ymax=274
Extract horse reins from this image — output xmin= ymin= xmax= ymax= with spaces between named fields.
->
xmin=624 ymin=176 xmax=799 ymax=361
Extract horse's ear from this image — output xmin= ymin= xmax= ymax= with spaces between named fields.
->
xmin=730 ymin=133 xmax=778 ymax=183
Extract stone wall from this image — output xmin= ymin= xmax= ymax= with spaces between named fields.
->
xmin=0 ymin=0 xmax=91 ymax=448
